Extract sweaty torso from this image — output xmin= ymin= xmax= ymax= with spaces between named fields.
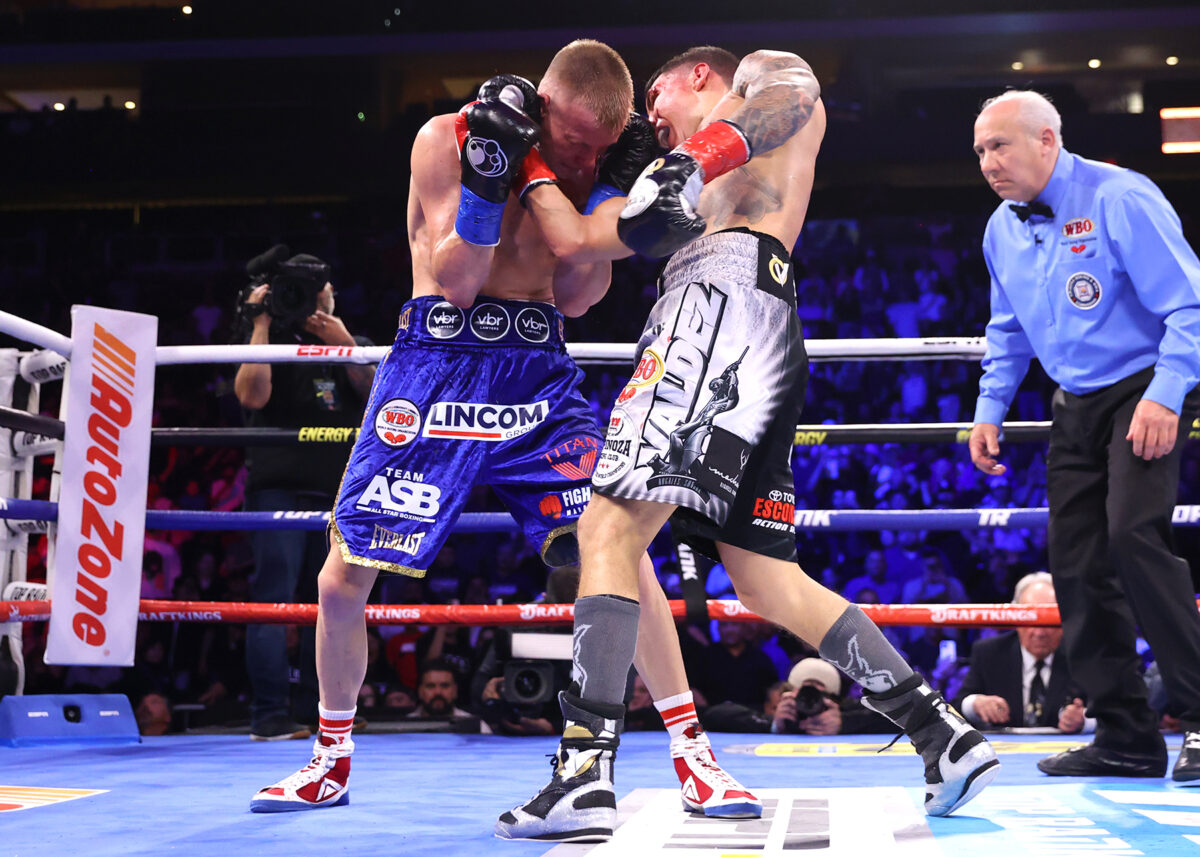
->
xmin=406 ymin=114 xmax=561 ymax=304
xmin=697 ymin=98 xmax=826 ymax=250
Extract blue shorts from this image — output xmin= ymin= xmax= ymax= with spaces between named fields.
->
xmin=331 ymin=295 xmax=602 ymax=577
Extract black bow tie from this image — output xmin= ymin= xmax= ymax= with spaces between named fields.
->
xmin=1010 ymin=200 xmax=1054 ymax=223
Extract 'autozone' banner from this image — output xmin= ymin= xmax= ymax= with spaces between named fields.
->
xmin=47 ymin=307 xmax=157 ymax=665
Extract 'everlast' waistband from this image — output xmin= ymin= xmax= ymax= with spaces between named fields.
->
xmin=660 ymin=227 xmax=797 ymax=307
xmin=396 ymin=295 xmax=566 ymax=348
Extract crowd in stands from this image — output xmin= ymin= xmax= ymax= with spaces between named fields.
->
xmin=3 ymin=201 xmax=1198 ymax=737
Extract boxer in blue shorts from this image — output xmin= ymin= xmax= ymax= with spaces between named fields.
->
xmin=252 ymin=39 xmax=761 ymax=819
xmin=331 ymin=295 xmax=600 ymax=574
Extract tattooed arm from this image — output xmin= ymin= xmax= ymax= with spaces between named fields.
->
xmin=725 ymin=50 xmax=820 ymax=156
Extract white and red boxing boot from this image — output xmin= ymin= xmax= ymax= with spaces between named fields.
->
xmin=250 ymin=706 xmax=355 ymax=813
xmin=670 ymin=723 xmax=761 ymax=818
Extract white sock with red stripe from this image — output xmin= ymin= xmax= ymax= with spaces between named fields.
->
xmin=655 ymin=691 xmax=699 ymax=740
xmin=318 ymin=704 xmax=356 ymax=755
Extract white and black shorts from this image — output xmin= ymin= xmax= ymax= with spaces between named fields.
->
xmin=592 ymin=227 xmax=808 ymax=562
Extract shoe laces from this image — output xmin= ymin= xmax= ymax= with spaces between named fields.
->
xmin=879 ymin=689 xmax=950 ymax=756
xmin=674 ymin=738 xmax=742 ymax=790
xmin=1185 ymin=733 xmax=1200 ymax=750
xmin=273 ymin=754 xmax=336 ymax=791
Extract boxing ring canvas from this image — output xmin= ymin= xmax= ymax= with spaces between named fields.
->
xmin=4 ymin=731 xmax=1198 ymax=856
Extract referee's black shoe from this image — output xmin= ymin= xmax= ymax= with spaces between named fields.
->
xmin=1038 ymin=742 xmax=1167 ymax=778
xmin=1172 ymin=732 xmax=1200 ymax=783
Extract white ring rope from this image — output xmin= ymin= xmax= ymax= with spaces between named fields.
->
xmin=0 ymin=310 xmax=73 ymax=359
xmin=154 ymin=336 xmax=988 ymax=366
xmin=0 ymin=307 xmax=988 ymax=365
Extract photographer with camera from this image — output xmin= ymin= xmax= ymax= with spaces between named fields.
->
xmin=703 ymin=658 xmax=895 ymax=735
xmin=233 ymin=246 xmax=375 ymax=742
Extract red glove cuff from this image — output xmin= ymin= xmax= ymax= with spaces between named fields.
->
xmin=454 ymin=103 xmax=475 ymax=152
xmin=513 ymin=146 xmax=557 ymax=203
xmin=677 ymin=120 xmax=752 ymax=183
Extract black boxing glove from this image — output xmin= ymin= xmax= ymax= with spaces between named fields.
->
xmin=585 ymin=112 xmax=661 ymax=214
xmin=453 ymin=99 xmax=539 ymax=246
xmin=617 ymin=119 xmax=752 ymax=258
xmin=477 ymin=74 xmax=542 ymax=124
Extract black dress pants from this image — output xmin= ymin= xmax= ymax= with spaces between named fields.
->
xmin=1047 ymin=367 xmax=1200 ymax=750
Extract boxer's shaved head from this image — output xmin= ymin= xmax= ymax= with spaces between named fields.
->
xmin=542 ymin=39 xmax=632 ymax=135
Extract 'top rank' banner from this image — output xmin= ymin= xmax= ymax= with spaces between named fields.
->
xmin=47 ymin=307 xmax=157 ymax=666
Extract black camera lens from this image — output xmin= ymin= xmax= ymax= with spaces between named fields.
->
xmin=793 ymin=685 xmax=829 ymax=719
xmin=63 ymin=704 xmax=82 ymax=723
xmin=512 ymin=668 xmax=544 ymax=702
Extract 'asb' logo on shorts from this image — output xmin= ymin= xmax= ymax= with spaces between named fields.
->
xmin=356 ymin=474 xmax=442 ymax=521
xmin=374 ymin=398 xmax=421 ymax=447
xmin=471 ymin=304 xmax=510 ymax=340
xmin=1066 ymin=272 xmax=1102 ymax=310
xmin=515 ymin=307 xmax=550 ymax=343
xmin=427 ymin=302 xmax=464 ymax=339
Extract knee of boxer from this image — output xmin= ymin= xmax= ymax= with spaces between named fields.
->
xmin=317 ymin=554 xmax=377 ymax=618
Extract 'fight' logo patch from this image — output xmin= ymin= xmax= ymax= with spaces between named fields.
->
xmin=1066 ymin=272 xmax=1102 ymax=310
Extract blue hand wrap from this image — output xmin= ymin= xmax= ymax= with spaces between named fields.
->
xmin=583 ymin=183 xmax=622 ymax=215
xmin=455 ymin=185 xmax=505 ymax=247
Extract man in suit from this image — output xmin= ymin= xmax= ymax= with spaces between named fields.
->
xmin=954 ymin=572 xmax=1090 ymax=733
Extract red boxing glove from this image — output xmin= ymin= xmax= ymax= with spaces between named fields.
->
xmin=512 ymin=146 xmax=558 ymax=204
xmin=676 ymin=119 xmax=752 ymax=182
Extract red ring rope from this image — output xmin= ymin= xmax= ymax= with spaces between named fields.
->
xmin=1 ymin=598 xmax=1075 ymax=627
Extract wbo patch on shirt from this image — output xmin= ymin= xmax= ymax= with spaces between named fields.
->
xmin=1066 ymin=272 xmax=1102 ymax=310
xmin=1060 ymin=217 xmax=1098 ymax=257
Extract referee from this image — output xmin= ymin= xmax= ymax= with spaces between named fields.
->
xmin=967 ymin=90 xmax=1200 ymax=781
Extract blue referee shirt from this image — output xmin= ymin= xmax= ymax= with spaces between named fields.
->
xmin=974 ymin=148 xmax=1200 ymax=426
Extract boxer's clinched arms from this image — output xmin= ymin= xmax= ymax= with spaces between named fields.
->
xmin=523 ymin=113 xmax=660 ymax=264
xmin=525 ymin=189 xmax=631 ymax=264
xmin=411 ymin=117 xmax=500 ymax=307
xmin=725 ymin=50 xmax=820 ymax=155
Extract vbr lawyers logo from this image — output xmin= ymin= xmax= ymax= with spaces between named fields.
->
xmin=470 ymin=304 xmax=510 ymax=340
xmin=426 ymin=302 xmax=464 ymax=339
xmin=515 ymin=307 xmax=550 ymax=342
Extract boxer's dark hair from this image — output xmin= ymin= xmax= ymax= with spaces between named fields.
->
xmin=646 ymin=46 xmax=740 ymax=94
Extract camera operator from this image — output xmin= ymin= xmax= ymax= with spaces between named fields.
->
xmin=703 ymin=658 xmax=895 ymax=735
xmin=233 ymin=247 xmax=374 ymax=742
xmin=469 ymin=565 xmax=579 ymax=736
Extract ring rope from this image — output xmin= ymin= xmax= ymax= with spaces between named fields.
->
xmin=0 ymin=597 xmax=1078 ymax=628
xmin=6 ymin=416 xmax=1198 ymax=452
xmin=0 ymin=311 xmax=73 ymax=359
xmin=152 ymin=337 xmax=987 ymax=366
xmin=5 ymin=497 xmax=1200 ymax=533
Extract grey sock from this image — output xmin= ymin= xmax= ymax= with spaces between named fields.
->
xmin=818 ymin=604 xmax=915 ymax=694
xmin=572 ymin=594 xmax=640 ymax=706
